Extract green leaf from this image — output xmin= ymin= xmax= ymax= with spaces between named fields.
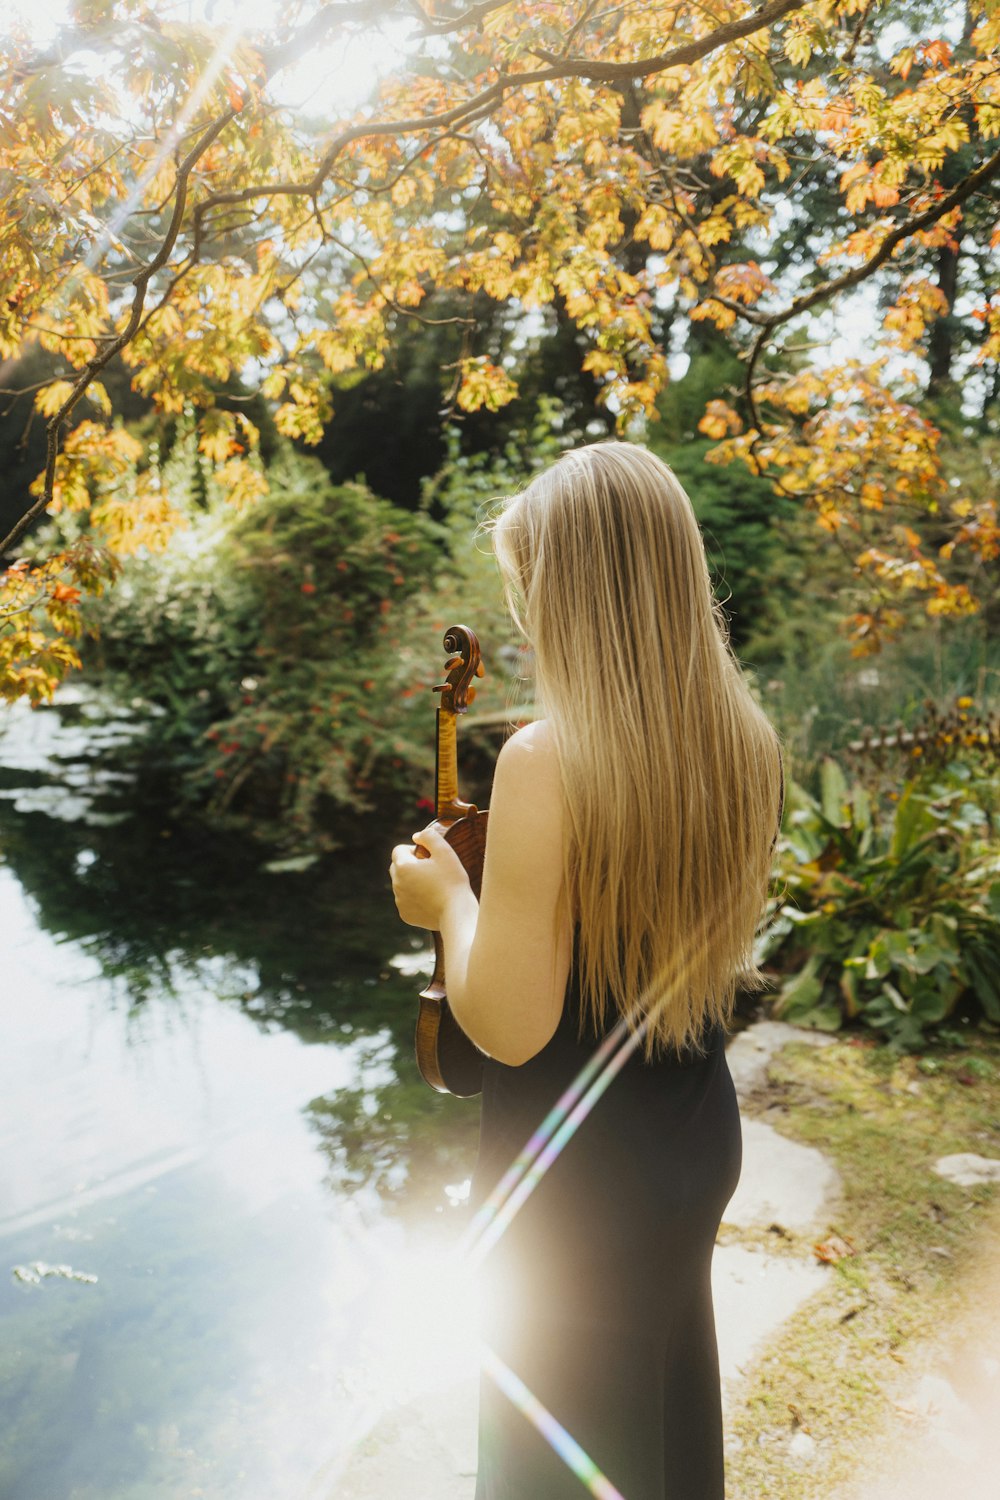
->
xmin=890 ymin=785 xmax=936 ymax=860
xmin=907 ymin=982 xmax=951 ymax=1024
xmin=881 ymin=980 xmax=908 ymax=1014
xmin=965 ymin=954 xmax=1000 ymax=1023
xmin=865 ymin=930 xmax=911 ymax=981
xmin=840 ymin=965 xmax=860 ymax=1018
xmin=775 ymin=954 xmax=825 ymax=1021
xmin=851 ymin=782 xmax=872 ymax=835
xmin=987 ymin=883 xmax=1000 ymax=921
xmin=820 ymin=757 xmax=849 ymax=826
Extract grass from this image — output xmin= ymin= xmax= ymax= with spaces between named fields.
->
xmin=724 ymin=1030 xmax=1000 ymax=1500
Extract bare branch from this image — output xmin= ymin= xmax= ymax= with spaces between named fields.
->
xmin=259 ymin=0 xmax=407 ymax=76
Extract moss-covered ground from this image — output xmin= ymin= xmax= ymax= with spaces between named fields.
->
xmin=725 ymin=1031 xmax=1000 ymax=1500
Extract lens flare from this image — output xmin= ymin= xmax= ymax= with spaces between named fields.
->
xmin=460 ymin=1011 xmax=646 ymax=1267
xmin=481 ymin=1345 xmax=627 ymax=1500
xmin=460 ymin=918 xmax=717 ymax=1267
xmin=459 ymin=935 xmax=719 ymax=1495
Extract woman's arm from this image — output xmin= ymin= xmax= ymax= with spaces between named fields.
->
xmin=444 ymin=721 xmax=572 ymax=1064
xmin=390 ymin=721 xmax=573 ymax=1066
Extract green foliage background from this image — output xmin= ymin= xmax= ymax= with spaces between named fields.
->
xmin=18 ymin=348 xmax=1000 ymax=1044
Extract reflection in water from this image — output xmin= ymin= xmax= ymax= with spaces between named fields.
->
xmin=0 ymin=687 xmax=481 ymax=1499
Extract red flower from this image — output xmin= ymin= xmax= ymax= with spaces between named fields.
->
xmin=416 ymin=796 xmax=435 ymax=812
xmin=301 ymin=582 xmax=317 ymax=594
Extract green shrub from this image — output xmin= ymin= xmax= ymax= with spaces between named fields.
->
xmin=760 ymin=755 xmax=1000 ymax=1048
xmin=81 ymin=442 xmax=446 ymax=847
xmin=71 ymin=411 xmax=568 ymax=849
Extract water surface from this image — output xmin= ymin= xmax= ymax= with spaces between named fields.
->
xmin=0 ymin=687 xmax=481 ymax=1499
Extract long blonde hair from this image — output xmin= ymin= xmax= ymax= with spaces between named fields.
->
xmin=486 ymin=441 xmax=783 ymax=1058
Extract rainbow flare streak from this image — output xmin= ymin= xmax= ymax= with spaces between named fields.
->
xmin=459 ymin=916 xmax=718 ymax=1265
xmin=481 ymin=1345 xmax=627 ymax=1500
xmin=460 ymin=1011 xmax=647 ymax=1267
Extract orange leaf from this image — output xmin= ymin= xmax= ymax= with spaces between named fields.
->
xmin=922 ymin=39 xmax=952 ymax=68
xmin=813 ymin=1234 xmax=856 ymax=1265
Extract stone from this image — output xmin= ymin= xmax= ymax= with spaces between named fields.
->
xmin=726 ymin=1019 xmax=836 ymax=1101
xmin=788 ymin=1430 xmax=817 ymax=1459
xmin=714 ymin=1245 xmax=829 ymax=1383
xmin=723 ymin=1118 xmax=840 ymax=1234
xmin=932 ymin=1154 xmax=1000 ymax=1187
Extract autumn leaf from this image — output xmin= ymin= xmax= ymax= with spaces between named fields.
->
xmin=0 ymin=0 xmax=997 ymax=703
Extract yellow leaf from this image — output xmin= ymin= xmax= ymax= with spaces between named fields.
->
xmin=34 ymin=380 xmax=77 ymax=418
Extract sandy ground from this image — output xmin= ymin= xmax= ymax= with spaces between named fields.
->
xmin=832 ymin=1204 xmax=1000 ymax=1500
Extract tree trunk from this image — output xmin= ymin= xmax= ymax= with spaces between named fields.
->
xmin=926 ymin=228 xmax=964 ymax=397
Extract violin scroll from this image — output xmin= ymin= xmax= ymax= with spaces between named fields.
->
xmin=434 ymin=625 xmax=485 ymax=715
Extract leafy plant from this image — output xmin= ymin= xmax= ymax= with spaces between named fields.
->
xmin=760 ymin=756 xmax=1000 ymax=1047
xmin=81 ymin=442 xmax=446 ymax=848
xmin=4 ymin=1 xmax=1000 ymax=702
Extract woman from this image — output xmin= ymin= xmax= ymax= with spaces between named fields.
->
xmin=390 ymin=441 xmax=783 ymax=1499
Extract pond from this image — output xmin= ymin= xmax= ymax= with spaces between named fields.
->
xmin=0 ymin=685 xmax=481 ymax=1500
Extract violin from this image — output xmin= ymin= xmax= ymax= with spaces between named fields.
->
xmin=413 ymin=624 xmax=488 ymax=1099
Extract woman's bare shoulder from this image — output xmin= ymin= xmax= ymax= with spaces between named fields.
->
xmin=494 ymin=720 xmax=562 ymax=807
xmin=499 ymin=717 xmax=557 ymax=763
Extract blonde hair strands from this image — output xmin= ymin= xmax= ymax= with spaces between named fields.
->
xmin=487 ymin=442 xmax=783 ymax=1059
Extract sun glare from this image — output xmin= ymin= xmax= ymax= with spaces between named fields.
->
xmin=4 ymin=0 xmax=414 ymax=119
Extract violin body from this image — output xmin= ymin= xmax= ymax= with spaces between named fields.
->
xmin=414 ymin=810 xmax=488 ymax=1098
xmin=413 ymin=624 xmax=488 ymax=1099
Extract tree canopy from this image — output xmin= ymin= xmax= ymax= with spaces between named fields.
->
xmin=1 ymin=0 xmax=998 ymax=701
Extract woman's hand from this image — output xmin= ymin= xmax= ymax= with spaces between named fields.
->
xmin=389 ymin=824 xmax=475 ymax=930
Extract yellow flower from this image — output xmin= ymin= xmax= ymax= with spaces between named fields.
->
xmin=957 ymin=695 xmax=973 ymax=709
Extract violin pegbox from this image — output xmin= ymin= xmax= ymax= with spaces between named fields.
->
xmin=434 ymin=624 xmax=484 ymax=714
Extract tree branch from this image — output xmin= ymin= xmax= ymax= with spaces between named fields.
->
xmin=193 ymin=0 xmax=811 ymax=235
xmin=0 ymin=108 xmax=238 ymax=561
xmin=722 ymin=142 xmax=1000 ymax=338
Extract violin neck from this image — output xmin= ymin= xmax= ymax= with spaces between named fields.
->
xmin=435 ymin=707 xmax=459 ymax=819
xmin=435 ymin=707 xmax=476 ymax=822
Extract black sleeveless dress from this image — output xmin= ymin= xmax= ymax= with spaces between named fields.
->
xmin=469 ymin=940 xmax=742 ymax=1500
